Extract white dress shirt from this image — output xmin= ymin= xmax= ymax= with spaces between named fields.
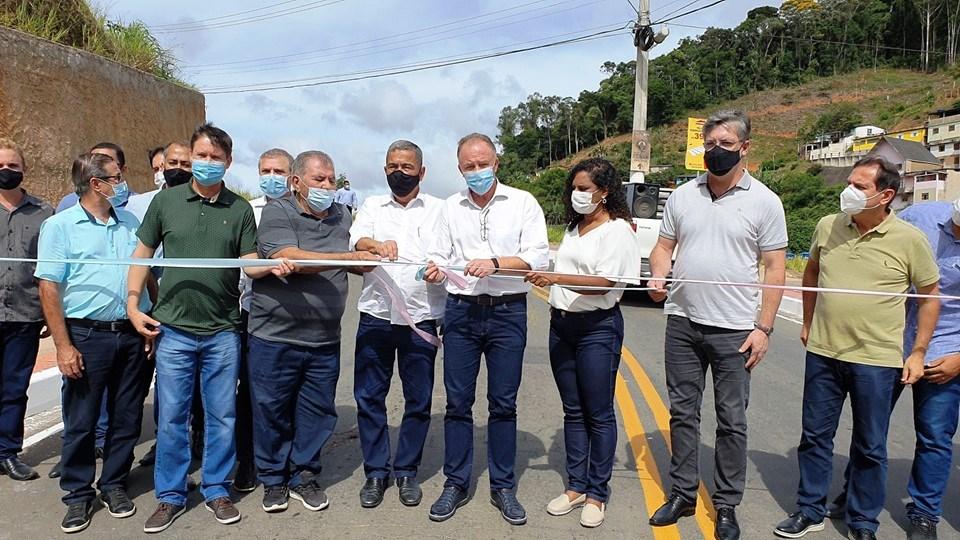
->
xmin=350 ymin=192 xmax=446 ymax=324
xmin=239 ymin=196 xmax=270 ymax=313
xmin=427 ymin=182 xmax=550 ymax=296
xmin=548 ymin=218 xmax=641 ymax=312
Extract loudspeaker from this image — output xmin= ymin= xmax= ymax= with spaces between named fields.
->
xmin=624 ymin=183 xmax=660 ymax=219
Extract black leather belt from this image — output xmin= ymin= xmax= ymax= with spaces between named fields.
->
xmin=66 ymin=318 xmax=135 ymax=333
xmin=452 ymin=293 xmax=526 ymax=306
xmin=550 ymin=305 xmax=619 ymax=319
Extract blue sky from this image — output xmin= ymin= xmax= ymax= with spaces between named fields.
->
xmin=102 ymin=0 xmax=774 ymax=199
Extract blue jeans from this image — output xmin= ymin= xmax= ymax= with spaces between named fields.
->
xmin=906 ymin=377 xmax=960 ymax=522
xmin=248 ymin=336 xmax=339 ymax=488
xmin=354 ymin=313 xmax=437 ymax=479
xmin=60 ymin=325 xmax=149 ymax=505
xmin=441 ymin=295 xmax=527 ymax=491
xmin=0 ymin=322 xmax=42 ymax=459
xmin=154 ymin=326 xmax=240 ymax=506
xmin=549 ymin=306 xmax=623 ymax=502
xmin=796 ymin=352 xmax=899 ymax=533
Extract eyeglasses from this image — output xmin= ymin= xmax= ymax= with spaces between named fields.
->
xmin=703 ymin=140 xmax=743 ymax=152
xmin=95 ymin=174 xmax=123 ymax=184
xmin=479 ymin=207 xmax=490 ymax=242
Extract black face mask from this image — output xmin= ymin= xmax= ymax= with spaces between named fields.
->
xmin=163 ymin=168 xmax=193 ymax=188
xmin=0 ymin=168 xmax=23 ymax=190
xmin=386 ymin=170 xmax=421 ymax=198
xmin=704 ymin=146 xmax=742 ymax=177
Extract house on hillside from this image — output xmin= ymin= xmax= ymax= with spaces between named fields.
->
xmin=867 ymin=136 xmax=940 ymax=173
xmin=911 ymin=169 xmax=960 ymax=203
xmin=927 ymin=108 xmax=960 ymax=169
xmin=804 ymin=125 xmax=884 ymax=166
xmin=852 ymin=127 xmax=926 ymax=157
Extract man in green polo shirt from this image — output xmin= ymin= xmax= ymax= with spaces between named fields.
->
xmin=774 ymin=156 xmax=940 ymax=540
xmin=126 ymin=123 xmax=259 ymax=533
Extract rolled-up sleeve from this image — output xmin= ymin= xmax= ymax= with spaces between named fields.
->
xmin=257 ymin=202 xmax=298 ymax=258
xmin=349 ymin=199 xmax=375 ymax=249
xmin=517 ymin=195 xmax=549 ymax=270
xmin=34 ymin=219 xmax=67 ymax=283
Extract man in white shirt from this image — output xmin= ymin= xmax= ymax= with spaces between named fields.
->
xmin=349 ymin=140 xmax=445 ymax=510
xmin=423 ymin=133 xmax=549 ymax=526
xmin=235 ymin=147 xmax=294 ymax=493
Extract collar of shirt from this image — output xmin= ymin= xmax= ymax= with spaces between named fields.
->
xmin=1 ymin=190 xmax=44 ymax=213
xmin=844 ymin=211 xmax=896 ymax=236
xmin=696 ymin=170 xmax=753 ymax=190
xmin=186 ymin=183 xmax=235 ymax=205
xmin=938 ymin=216 xmax=960 ymax=241
xmin=382 ymin=193 xmax=426 ymax=209
xmin=456 ymin=182 xmax=512 ymax=210
xmin=71 ymin=201 xmax=124 ymax=227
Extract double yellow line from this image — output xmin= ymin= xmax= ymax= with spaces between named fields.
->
xmin=530 ymin=287 xmax=714 ymax=539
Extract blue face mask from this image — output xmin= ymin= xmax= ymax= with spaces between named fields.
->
xmin=305 ymin=186 xmax=336 ymax=213
xmin=463 ymin=167 xmax=496 ymax=195
xmin=192 ymin=159 xmax=227 ymax=186
xmin=106 ymin=181 xmax=129 ymax=207
xmin=259 ymin=174 xmax=288 ymax=199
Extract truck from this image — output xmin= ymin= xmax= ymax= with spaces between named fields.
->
xmin=622 ymin=182 xmax=675 ymax=285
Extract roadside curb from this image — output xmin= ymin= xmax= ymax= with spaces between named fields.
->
xmin=778 ymin=296 xmax=802 ymax=324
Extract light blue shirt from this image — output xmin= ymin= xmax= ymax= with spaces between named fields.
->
xmin=335 ymin=187 xmax=358 ymax=208
xmin=35 ymin=202 xmax=151 ymax=321
xmin=901 ymin=201 xmax=960 ymax=364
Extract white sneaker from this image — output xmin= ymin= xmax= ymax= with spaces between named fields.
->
xmin=546 ymin=493 xmax=586 ymax=516
xmin=580 ymin=502 xmax=606 ymax=528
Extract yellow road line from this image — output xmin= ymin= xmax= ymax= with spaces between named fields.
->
xmin=621 ymin=348 xmax=716 ymax=539
xmin=615 ymin=373 xmax=682 ymax=540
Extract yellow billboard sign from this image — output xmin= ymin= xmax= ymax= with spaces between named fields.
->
xmin=685 ymin=117 xmax=706 ymax=171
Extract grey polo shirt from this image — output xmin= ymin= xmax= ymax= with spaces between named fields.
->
xmin=1 ymin=192 xmax=54 ymax=322
xmin=249 ymin=197 xmax=352 ymax=348
xmin=659 ymin=171 xmax=787 ymax=330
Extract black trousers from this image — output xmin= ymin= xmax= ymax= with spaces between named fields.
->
xmin=61 ymin=324 xmax=150 ymax=505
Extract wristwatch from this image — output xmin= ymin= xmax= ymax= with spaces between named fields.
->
xmin=754 ymin=322 xmax=774 ymax=336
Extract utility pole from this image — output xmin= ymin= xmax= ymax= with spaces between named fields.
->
xmin=630 ymin=0 xmax=652 ymax=183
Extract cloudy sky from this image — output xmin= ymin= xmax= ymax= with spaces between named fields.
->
xmin=101 ymin=0 xmax=773 ymax=199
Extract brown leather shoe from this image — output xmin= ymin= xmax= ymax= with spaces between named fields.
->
xmin=143 ymin=503 xmax=185 ymax=534
xmin=204 ymin=496 xmax=241 ymax=525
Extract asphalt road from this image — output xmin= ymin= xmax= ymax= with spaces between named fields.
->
xmin=2 ymin=276 xmax=958 ymax=539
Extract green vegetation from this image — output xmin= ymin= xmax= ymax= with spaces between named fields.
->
xmin=0 ymin=0 xmax=183 ymax=83
xmin=786 ymin=256 xmax=809 ymax=275
xmin=547 ymin=224 xmax=566 ymax=245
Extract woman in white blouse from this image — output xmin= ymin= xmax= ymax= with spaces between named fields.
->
xmin=525 ymin=158 xmax=640 ymax=528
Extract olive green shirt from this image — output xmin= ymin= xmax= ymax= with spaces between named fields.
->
xmin=137 ymin=182 xmax=257 ymax=335
xmin=807 ymin=212 xmax=939 ymax=368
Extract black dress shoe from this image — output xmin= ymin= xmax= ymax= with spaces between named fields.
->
xmin=775 ymin=512 xmax=825 ymax=538
xmin=49 ymin=459 xmax=62 ymax=479
xmin=649 ymin=494 xmax=695 ymax=526
xmin=908 ymin=515 xmax=938 ymax=540
xmin=429 ymin=486 xmax=468 ymax=522
xmin=397 ymin=476 xmax=422 ymax=506
xmin=0 ymin=457 xmax=39 ymax=481
xmin=359 ymin=477 xmax=390 ymax=508
xmin=715 ymin=507 xmax=740 ymax=540
xmin=848 ymin=528 xmax=877 ymax=540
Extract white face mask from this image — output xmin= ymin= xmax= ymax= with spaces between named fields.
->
xmin=839 ymin=185 xmax=883 ymax=216
xmin=153 ymin=170 xmax=166 ymax=187
xmin=571 ymin=190 xmax=600 ymax=215
xmin=952 ymin=199 xmax=960 ymax=227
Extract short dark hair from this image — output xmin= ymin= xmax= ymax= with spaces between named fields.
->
xmin=190 ymin=122 xmax=233 ymax=158
xmin=148 ymin=146 xmax=164 ymax=164
xmin=91 ymin=142 xmax=125 ymax=168
xmin=72 ymin=152 xmax=115 ymax=196
xmin=564 ymin=158 xmax=632 ymax=230
xmin=854 ymin=156 xmax=901 ymax=204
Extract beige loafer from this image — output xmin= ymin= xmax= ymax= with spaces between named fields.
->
xmin=580 ymin=502 xmax=606 ymax=528
xmin=546 ymin=493 xmax=586 ymax=516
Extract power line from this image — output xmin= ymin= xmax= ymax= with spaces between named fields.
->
xmin=625 ymin=0 xmax=640 ymax=16
xmin=651 ymin=0 xmax=727 ymax=24
xmin=183 ymin=0 xmax=580 ymax=69
xmin=200 ymin=23 xmax=628 ymax=91
xmin=650 ymin=0 xmax=694 ymax=16
xmin=149 ymin=0 xmax=305 ymax=29
xmin=190 ymin=0 xmax=611 ymax=78
xmin=201 ymin=26 xmax=630 ymax=94
xmin=151 ymin=0 xmax=348 ymax=34
xmin=655 ymin=0 xmax=702 ymax=22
